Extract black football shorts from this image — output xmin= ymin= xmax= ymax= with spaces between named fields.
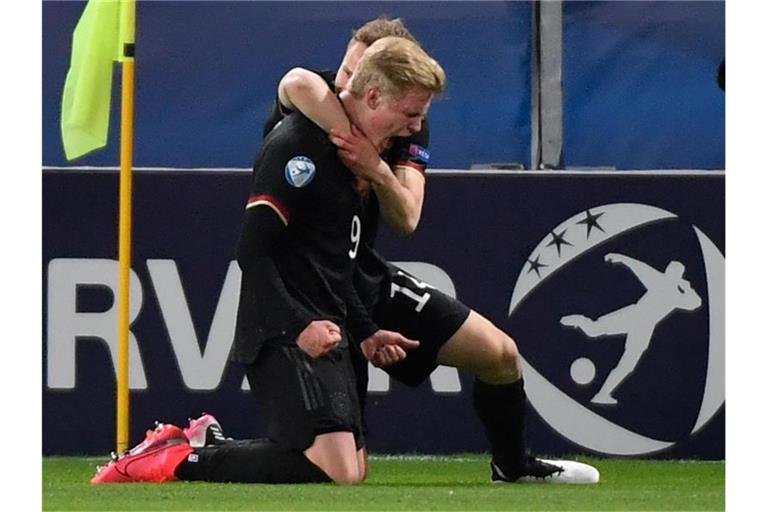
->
xmin=246 ymin=343 xmax=364 ymax=451
xmin=371 ymin=267 xmax=471 ymax=387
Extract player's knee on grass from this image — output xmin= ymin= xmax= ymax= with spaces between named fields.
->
xmin=339 ymin=469 xmax=364 ymax=485
xmin=305 ymin=432 xmax=364 ymax=485
xmin=357 ymin=449 xmax=369 ymax=482
xmin=323 ymin=459 xmax=363 ymax=485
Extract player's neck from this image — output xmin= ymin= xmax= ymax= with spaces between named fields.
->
xmin=339 ymin=91 xmax=384 ymax=148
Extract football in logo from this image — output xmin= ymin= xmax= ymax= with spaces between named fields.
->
xmin=285 ymin=156 xmax=316 ymax=188
xmin=507 ymin=203 xmax=724 ymax=455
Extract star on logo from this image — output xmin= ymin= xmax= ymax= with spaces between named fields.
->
xmin=526 ymin=255 xmax=547 ymax=278
xmin=577 ymin=210 xmax=606 ymax=239
xmin=546 ymin=229 xmax=572 ymax=257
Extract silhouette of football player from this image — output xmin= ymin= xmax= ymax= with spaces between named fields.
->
xmin=561 ymin=253 xmax=702 ymax=405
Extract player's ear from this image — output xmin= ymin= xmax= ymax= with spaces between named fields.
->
xmin=365 ymin=86 xmax=381 ymax=110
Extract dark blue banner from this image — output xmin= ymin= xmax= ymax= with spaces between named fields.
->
xmin=43 ymin=169 xmax=724 ymax=459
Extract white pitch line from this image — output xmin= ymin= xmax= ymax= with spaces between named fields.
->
xmin=368 ymin=454 xmax=482 ymax=462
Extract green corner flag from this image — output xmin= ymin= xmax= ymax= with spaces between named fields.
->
xmin=59 ymin=0 xmax=137 ymax=453
xmin=61 ymin=0 xmax=132 ymax=160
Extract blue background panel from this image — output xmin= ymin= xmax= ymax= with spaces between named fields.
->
xmin=44 ymin=1 xmax=725 ymax=170
xmin=43 ymin=1 xmax=532 ymax=169
xmin=563 ymin=1 xmax=724 ymax=169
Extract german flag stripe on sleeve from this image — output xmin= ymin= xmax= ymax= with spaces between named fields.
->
xmin=246 ymin=194 xmax=290 ymax=225
xmin=394 ymin=160 xmax=427 ymax=177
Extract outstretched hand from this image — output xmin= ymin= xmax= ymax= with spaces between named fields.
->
xmin=297 ymin=320 xmax=342 ymax=359
xmin=360 ymin=330 xmax=420 ymax=368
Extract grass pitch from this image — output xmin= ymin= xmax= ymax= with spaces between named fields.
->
xmin=43 ymin=454 xmax=724 ymax=511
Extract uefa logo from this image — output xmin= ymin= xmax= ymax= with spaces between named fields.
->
xmin=507 ymin=203 xmax=724 ymax=456
xmin=284 ymin=156 xmax=316 ymax=188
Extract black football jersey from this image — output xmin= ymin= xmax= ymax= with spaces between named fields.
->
xmin=260 ymin=69 xmax=433 ymax=319
xmin=232 ymin=112 xmax=365 ymax=362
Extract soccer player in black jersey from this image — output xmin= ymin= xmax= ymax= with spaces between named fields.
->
xmin=91 ymin=36 xmax=443 ymax=486
xmin=261 ymin=17 xmax=599 ymax=484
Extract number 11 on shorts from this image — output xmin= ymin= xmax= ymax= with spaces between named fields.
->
xmin=390 ymin=271 xmax=432 ymax=312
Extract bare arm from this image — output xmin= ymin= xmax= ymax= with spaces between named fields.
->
xmin=278 ymin=67 xmax=351 ymax=133
xmin=371 ymin=165 xmax=425 ymax=234
xmin=330 ymin=126 xmax=425 ymax=234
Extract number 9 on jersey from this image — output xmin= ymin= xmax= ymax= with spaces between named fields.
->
xmin=348 ymin=215 xmax=361 ymax=259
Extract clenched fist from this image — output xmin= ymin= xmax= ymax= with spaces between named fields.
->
xmin=297 ymin=320 xmax=342 ymax=358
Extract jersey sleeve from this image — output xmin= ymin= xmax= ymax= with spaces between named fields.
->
xmin=235 ymin=135 xmax=328 ymax=345
xmin=387 ymin=118 xmax=431 ymax=176
xmin=262 ymin=96 xmax=290 ymax=138
xmin=342 ymin=278 xmax=379 ymax=344
xmin=235 ymin=200 xmax=316 ymax=347
xmin=247 ymin=139 xmax=320 ymax=226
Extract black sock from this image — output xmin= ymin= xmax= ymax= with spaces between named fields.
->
xmin=472 ymin=378 xmax=528 ymax=476
xmin=175 ymin=439 xmax=331 ymax=484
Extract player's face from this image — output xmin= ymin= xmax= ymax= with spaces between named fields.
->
xmin=371 ymin=87 xmax=432 ymax=139
xmin=335 ymin=41 xmax=368 ymax=90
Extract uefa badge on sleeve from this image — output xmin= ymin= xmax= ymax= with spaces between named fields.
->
xmin=285 ymin=156 xmax=316 ymax=188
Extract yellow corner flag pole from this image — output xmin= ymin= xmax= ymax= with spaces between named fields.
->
xmin=117 ymin=0 xmax=136 ymax=455
xmin=60 ymin=0 xmax=136 ymax=454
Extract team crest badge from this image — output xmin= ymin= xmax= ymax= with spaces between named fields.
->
xmin=285 ymin=156 xmax=316 ymax=188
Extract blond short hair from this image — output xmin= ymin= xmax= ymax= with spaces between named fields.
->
xmin=350 ymin=16 xmax=417 ymax=48
xmin=349 ymin=37 xmax=446 ymax=99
